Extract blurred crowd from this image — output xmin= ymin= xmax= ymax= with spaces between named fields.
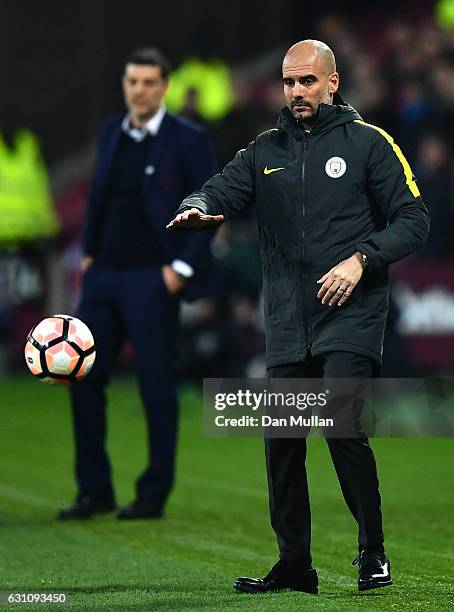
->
xmin=2 ymin=8 xmax=454 ymax=378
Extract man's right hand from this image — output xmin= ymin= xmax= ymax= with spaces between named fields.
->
xmin=166 ymin=208 xmax=224 ymax=231
xmin=80 ymin=256 xmax=94 ymax=274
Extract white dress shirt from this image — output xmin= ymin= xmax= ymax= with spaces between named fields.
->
xmin=122 ymin=105 xmax=167 ymax=141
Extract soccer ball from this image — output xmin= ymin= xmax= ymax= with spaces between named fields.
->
xmin=24 ymin=314 xmax=96 ymax=385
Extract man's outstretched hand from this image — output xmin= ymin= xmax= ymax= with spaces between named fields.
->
xmin=166 ymin=208 xmax=224 ymax=231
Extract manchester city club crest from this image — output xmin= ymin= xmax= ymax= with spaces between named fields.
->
xmin=325 ymin=156 xmax=347 ymax=178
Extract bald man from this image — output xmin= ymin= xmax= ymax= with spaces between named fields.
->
xmin=168 ymin=40 xmax=429 ymax=594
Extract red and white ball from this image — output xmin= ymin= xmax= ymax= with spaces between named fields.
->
xmin=25 ymin=315 xmax=96 ymax=385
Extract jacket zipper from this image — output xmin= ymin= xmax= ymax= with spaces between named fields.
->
xmin=301 ymin=132 xmax=312 ymax=353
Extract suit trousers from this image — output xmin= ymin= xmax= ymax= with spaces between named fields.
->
xmin=69 ymin=264 xmax=180 ymax=506
xmin=266 ymin=351 xmax=384 ymax=567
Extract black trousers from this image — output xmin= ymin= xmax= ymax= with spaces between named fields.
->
xmin=266 ymin=351 xmax=384 ymax=567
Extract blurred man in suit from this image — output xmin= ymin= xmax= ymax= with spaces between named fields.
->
xmin=59 ymin=47 xmax=218 ymax=520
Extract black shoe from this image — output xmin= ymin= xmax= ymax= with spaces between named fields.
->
xmin=117 ymin=499 xmax=163 ymax=520
xmin=58 ymin=494 xmax=116 ymax=520
xmin=234 ymin=560 xmax=318 ymax=594
xmin=353 ymin=550 xmax=392 ymax=591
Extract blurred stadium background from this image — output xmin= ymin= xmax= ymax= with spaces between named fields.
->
xmin=1 ymin=0 xmax=453 ymax=609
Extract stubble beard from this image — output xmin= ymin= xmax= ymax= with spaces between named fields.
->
xmin=288 ymin=103 xmax=318 ymax=126
xmin=129 ymin=106 xmax=156 ymax=128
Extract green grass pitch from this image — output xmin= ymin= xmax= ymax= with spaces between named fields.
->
xmin=0 ymin=376 xmax=453 ymax=610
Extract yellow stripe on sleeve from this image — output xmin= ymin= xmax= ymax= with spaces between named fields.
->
xmin=354 ymin=119 xmax=420 ymax=198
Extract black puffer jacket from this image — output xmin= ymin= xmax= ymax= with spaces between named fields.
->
xmin=177 ymin=103 xmax=430 ymax=366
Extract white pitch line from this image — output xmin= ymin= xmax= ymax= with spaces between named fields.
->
xmin=0 ymin=483 xmax=54 ymax=508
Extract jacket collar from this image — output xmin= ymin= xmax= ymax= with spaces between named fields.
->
xmin=277 ymin=95 xmax=362 ymax=139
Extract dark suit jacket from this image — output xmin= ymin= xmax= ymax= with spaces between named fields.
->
xmin=83 ymin=111 xmax=219 ymax=301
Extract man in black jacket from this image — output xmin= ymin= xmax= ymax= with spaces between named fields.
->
xmin=168 ymin=40 xmax=429 ymax=594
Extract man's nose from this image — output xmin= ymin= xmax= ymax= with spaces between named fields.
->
xmin=133 ymin=83 xmax=145 ymax=95
xmin=293 ymin=81 xmax=306 ymax=98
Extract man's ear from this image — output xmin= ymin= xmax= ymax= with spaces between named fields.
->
xmin=328 ymin=72 xmax=340 ymax=94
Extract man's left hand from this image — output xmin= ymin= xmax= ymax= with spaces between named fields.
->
xmin=162 ymin=265 xmax=186 ymax=295
xmin=316 ymin=252 xmax=365 ymax=307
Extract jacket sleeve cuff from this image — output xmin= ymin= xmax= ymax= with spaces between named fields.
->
xmin=354 ymin=242 xmax=378 ymax=270
xmin=176 ymin=198 xmax=207 ymax=216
